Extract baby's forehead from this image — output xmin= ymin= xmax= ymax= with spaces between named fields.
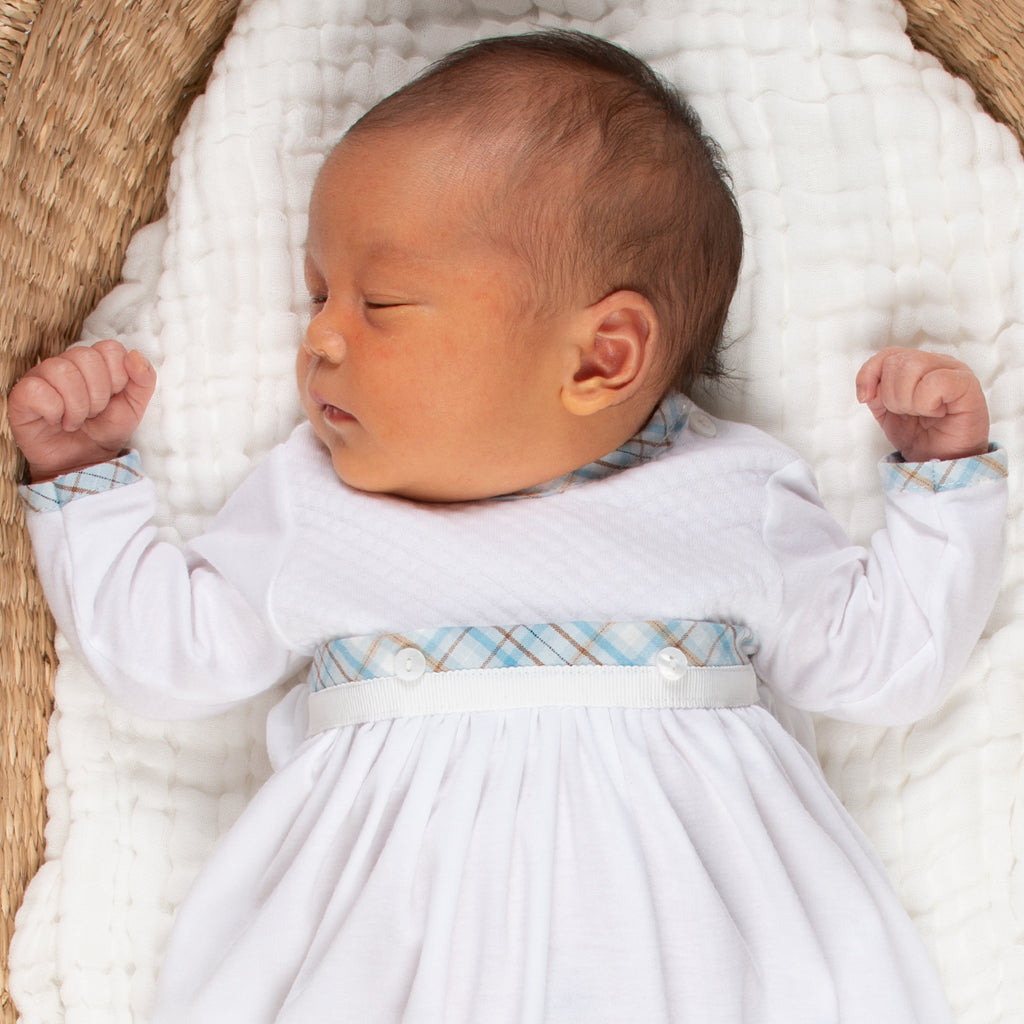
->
xmin=317 ymin=113 xmax=561 ymax=212
xmin=306 ymin=127 xmax=529 ymax=251
xmin=307 ymin=68 xmax=603 ymax=263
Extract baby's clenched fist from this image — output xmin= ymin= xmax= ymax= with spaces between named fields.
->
xmin=7 ymin=339 xmax=156 ymax=482
xmin=856 ymin=347 xmax=990 ymax=463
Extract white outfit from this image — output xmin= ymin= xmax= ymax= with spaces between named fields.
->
xmin=22 ymin=396 xmax=1008 ymax=1023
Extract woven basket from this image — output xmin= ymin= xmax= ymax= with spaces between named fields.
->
xmin=0 ymin=3 xmax=242 ymax=1019
xmin=0 ymin=2 xmax=1022 ymax=1021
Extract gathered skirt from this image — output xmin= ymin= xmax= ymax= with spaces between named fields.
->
xmin=150 ymin=674 xmax=953 ymax=1023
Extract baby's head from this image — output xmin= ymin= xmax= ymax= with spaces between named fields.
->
xmin=346 ymin=30 xmax=743 ymax=392
xmin=299 ymin=30 xmax=743 ymax=502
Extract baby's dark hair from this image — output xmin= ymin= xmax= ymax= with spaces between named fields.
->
xmin=347 ymin=30 xmax=743 ymax=393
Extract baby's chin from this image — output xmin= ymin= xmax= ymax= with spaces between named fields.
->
xmin=319 ymin=446 xmax=468 ymax=504
xmin=307 ymin=418 xmax=577 ymax=504
xmin=325 ymin=451 xmax=533 ymax=505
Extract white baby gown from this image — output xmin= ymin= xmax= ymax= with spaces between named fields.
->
xmin=21 ymin=395 xmax=1008 ymax=1023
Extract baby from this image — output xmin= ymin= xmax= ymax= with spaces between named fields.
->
xmin=8 ymin=29 xmax=1008 ymax=1024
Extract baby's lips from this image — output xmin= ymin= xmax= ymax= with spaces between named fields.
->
xmin=308 ymin=386 xmax=356 ymax=423
xmin=323 ymin=404 xmax=357 ymax=425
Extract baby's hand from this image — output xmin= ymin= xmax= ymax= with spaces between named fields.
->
xmin=7 ymin=339 xmax=156 ymax=482
xmin=855 ymin=347 xmax=990 ymax=462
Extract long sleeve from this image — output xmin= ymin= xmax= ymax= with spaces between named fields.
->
xmin=21 ymin=449 xmax=309 ymax=719
xmin=753 ymin=448 xmax=1009 ymax=724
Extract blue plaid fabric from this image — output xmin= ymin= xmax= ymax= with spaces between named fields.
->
xmin=20 ymin=452 xmax=143 ymax=513
xmin=310 ymin=619 xmax=755 ymax=691
xmin=880 ymin=444 xmax=1007 ymax=494
xmin=502 ymin=393 xmax=691 ymax=499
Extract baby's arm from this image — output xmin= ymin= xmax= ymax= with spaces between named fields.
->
xmin=10 ymin=340 xmax=306 ymax=717
xmin=7 ymin=339 xmax=156 ymax=481
xmin=856 ymin=346 xmax=990 ymax=461
xmin=754 ymin=349 xmax=1005 ymax=724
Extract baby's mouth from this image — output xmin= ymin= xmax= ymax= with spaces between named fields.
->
xmin=308 ymin=385 xmax=355 ymax=425
xmin=322 ymin=403 xmax=355 ymax=425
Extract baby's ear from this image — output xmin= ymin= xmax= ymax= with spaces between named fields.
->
xmin=560 ymin=291 xmax=659 ymax=416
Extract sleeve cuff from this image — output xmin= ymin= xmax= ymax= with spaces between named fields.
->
xmin=19 ymin=452 xmax=144 ymax=513
xmin=879 ymin=443 xmax=1008 ymax=495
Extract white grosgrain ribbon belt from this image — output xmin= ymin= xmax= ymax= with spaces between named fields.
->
xmin=307 ymin=662 xmax=759 ymax=733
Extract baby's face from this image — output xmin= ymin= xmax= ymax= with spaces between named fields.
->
xmin=298 ymin=129 xmax=580 ymax=502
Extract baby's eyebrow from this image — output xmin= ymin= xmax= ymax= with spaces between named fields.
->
xmin=302 ymin=238 xmax=450 ymax=276
xmin=365 ymin=241 xmax=445 ymax=266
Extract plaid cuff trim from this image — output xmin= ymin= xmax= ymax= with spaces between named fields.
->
xmin=880 ymin=444 xmax=1008 ymax=495
xmin=20 ymin=452 xmax=143 ymax=513
xmin=311 ymin=619 xmax=755 ymax=691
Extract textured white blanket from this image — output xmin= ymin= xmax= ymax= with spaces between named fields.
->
xmin=11 ymin=0 xmax=1024 ymax=1020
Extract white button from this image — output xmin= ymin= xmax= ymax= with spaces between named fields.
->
xmin=394 ymin=647 xmax=427 ymax=682
xmin=688 ymin=410 xmax=717 ymax=438
xmin=655 ymin=646 xmax=689 ymax=680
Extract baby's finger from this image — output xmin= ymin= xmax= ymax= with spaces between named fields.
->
xmin=874 ymin=350 xmax=949 ymax=415
xmin=22 ymin=355 xmax=95 ymax=432
xmin=92 ymin=339 xmax=131 ymax=393
xmin=96 ymin=350 xmax=157 ymax=445
xmin=59 ymin=346 xmax=116 ymax=421
xmin=910 ymin=367 xmax=976 ymax=417
xmin=854 ymin=349 xmax=893 ymax=403
xmin=121 ymin=349 xmax=156 ymax=415
xmin=6 ymin=374 xmax=66 ymax=431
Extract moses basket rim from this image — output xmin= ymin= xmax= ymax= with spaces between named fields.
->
xmin=2 ymin=1 xmax=1023 ymax=1021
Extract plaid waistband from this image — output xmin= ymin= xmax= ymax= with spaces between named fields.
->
xmin=310 ymin=619 xmax=755 ymax=692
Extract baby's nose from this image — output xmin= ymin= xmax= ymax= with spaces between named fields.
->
xmin=303 ymin=320 xmax=346 ymax=363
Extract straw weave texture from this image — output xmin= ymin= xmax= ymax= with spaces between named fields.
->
xmin=901 ymin=0 xmax=1024 ymax=148
xmin=0 ymin=1 xmax=1021 ymax=1021
xmin=0 ymin=3 xmax=241 ymax=1020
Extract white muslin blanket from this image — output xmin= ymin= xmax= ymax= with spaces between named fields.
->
xmin=10 ymin=0 xmax=1024 ymax=1021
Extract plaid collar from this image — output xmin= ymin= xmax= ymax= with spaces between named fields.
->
xmin=499 ymin=392 xmax=691 ymax=501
